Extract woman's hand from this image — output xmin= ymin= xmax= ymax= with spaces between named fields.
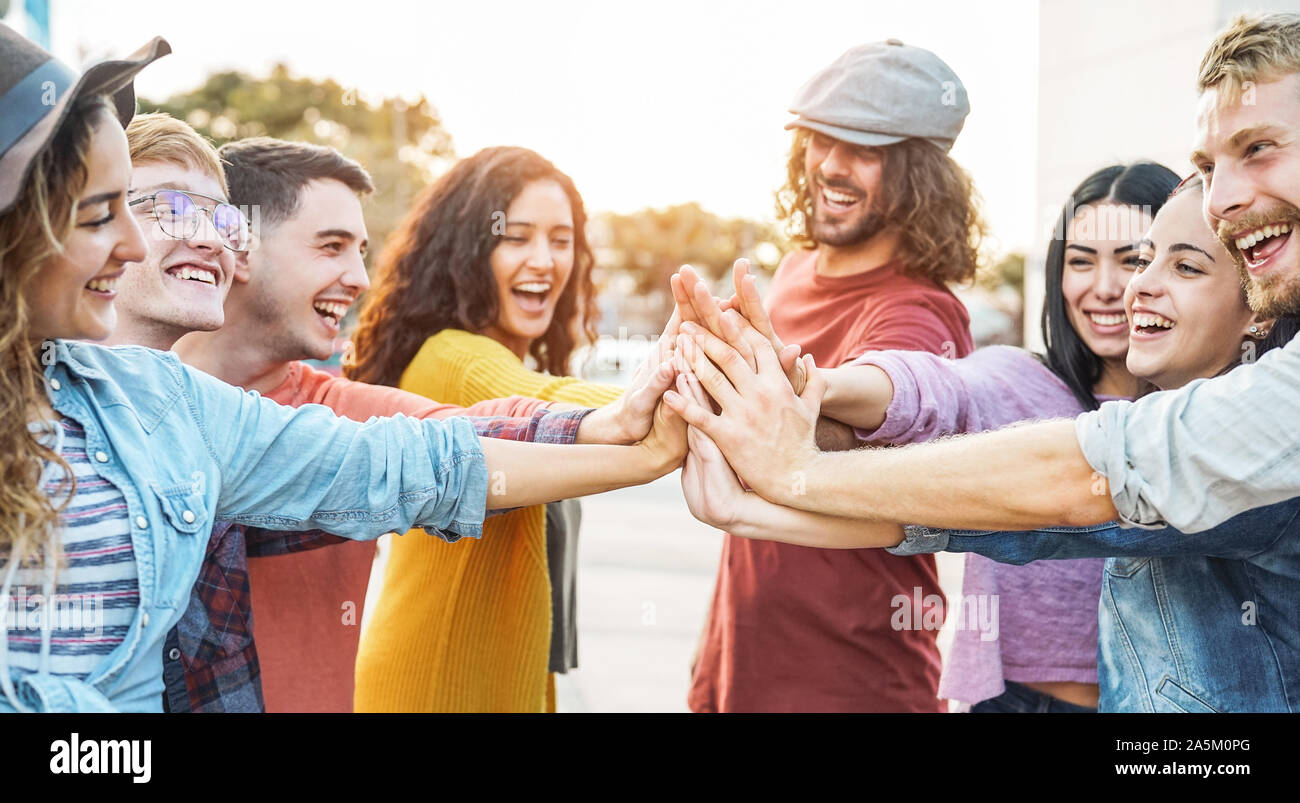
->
xmin=634 ymin=396 xmax=689 ymax=479
xmin=676 ymin=369 xmax=750 ymax=530
xmin=577 ymin=308 xmax=680 ymax=445
xmin=664 ymin=322 xmax=826 ymax=504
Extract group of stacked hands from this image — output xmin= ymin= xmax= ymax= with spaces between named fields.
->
xmin=4 ymin=10 xmax=1300 ymax=715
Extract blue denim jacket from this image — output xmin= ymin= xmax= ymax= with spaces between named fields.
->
xmin=892 ymin=498 xmax=1300 ymax=712
xmin=1 ymin=341 xmax=488 ymax=713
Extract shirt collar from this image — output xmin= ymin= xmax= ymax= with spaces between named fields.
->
xmin=43 ymin=339 xmax=110 ymax=382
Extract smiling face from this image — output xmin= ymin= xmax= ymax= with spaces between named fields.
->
xmin=1125 ymin=187 xmax=1264 ymax=390
xmin=802 ymin=130 xmax=887 ymax=247
xmin=24 ymin=114 xmax=148 ymax=343
xmin=1060 ymin=203 xmax=1152 ymax=363
xmin=112 ymin=161 xmax=236 ymax=347
xmin=481 ymin=178 xmax=575 ymax=359
xmin=239 ymin=178 xmax=369 ymax=362
xmin=1194 ymin=73 xmax=1300 ymax=318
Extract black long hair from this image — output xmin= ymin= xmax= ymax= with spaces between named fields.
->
xmin=1041 ymin=162 xmax=1181 ymax=409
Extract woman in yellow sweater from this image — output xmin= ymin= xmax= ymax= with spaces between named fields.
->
xmin=347 ymin=146 xmax=629 ymax=711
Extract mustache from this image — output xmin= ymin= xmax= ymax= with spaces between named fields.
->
xmin=814 ymin=174 xmax=865 ymax=196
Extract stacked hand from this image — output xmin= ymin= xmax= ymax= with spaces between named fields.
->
xmin=662 ymin=259 xmax=827 ymax=512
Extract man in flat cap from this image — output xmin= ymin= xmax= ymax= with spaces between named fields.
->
xmin=688 ymin=40 xmax=984 ymax=713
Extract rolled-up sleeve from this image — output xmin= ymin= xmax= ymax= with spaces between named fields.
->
xmin=1075 ymin=339 xmax=1300 ymax=533
xmin=181 ymin=363 xmax=489 ymax=542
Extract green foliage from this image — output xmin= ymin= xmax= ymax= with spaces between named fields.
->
xmin=978 ymin=251 xmax=1025 ymax=293
xmin=591 ymin=202 xmax=786 ymax=296
xmin=138 ymin=63 xmax=455 ymax=260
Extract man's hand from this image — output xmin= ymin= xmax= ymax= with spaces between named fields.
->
xmin=663 ymin=321 xmax=826 ymax=504
xmin=673 ymin=261 xmax=806 ymax=394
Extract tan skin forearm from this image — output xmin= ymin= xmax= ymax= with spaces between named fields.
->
xmin=773 ymin=419 xmax=1119 ymax=530
xmin=479 ymin=438 xmax=677 ymax=509
xmin=730 ymin=491 xmax=905 ymax=548
xmin=818 ymin=364 xmax=894 ymax=432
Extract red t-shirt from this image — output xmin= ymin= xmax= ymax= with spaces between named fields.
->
xmin=248 ymin=361 xmax=546 ymax=713
xmin=688 ymin=250 xmax=973 ymax=712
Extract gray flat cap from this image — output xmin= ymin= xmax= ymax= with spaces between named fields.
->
xmin=786 ymin=38 xmax=970 ymax=153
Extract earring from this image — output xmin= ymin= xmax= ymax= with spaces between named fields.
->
xmin=1250 ymin=325 xmax=1260 ymax=334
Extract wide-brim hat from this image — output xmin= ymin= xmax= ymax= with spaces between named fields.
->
xmin=0 ymin=24 xmax=170 ymax=215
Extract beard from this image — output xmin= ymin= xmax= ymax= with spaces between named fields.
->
xmin=810 ymin=206 xmax=888 ymax=247
xmin=807 ymin=174 xmax=888 ymax=247
xmin=1243 ymin=269 xmax=1300 ymax=318
xmin=1217 ymin=202 xmax=1300 ymax=317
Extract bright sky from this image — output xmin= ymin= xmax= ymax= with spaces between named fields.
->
xmin=49 ymin=0 xmax=1039 ymax=254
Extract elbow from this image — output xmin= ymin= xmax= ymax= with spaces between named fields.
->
xmin=1059 ymin=493 xmax=1117 ymax=528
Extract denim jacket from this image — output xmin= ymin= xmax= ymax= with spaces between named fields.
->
xmin=1 ymin=341 xmax=488 ymax=713
xmin=892 ymin=498 xmax=1300 ymax=712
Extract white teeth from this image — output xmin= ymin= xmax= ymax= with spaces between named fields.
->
xmin=822 ymin=188 xmax=859 ymax=204
xmin=1236 ymin=222 xmax=1293 ymax=251
xmin=1132 ymin=312 xmax=1176 ymax=329
xmin=172 ymin=266 xmax=217 ymax=285
xmin=86 ymin=277 xmax=117 ymax=293
xmin=1089 ymin=312 xmax=1126 ymax=326
xmin=514 ymin=282 xmax=551 ymax=294
xmin=313 ymin=301 xmax=347 ymax=320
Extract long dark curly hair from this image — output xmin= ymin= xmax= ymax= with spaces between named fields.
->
xmin=774 ymin=128 xmax=986 ymax=285
xmin=346 ymin=146 xmax=597 ymax=387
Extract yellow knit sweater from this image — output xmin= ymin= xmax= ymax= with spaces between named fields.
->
xmin=353 ymin=329 xmax=623 ymax=712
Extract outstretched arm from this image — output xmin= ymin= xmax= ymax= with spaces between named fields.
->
xmin=481 ymin=397 xmax=686 ymax=509
xmin=665 ymin=321 xmax=1117 ymax=531
xmin=677 ymin=370 xmax=903 ymax=548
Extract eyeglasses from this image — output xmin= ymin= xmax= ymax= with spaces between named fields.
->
xmin=129 ymin=189 xmax=251 ymax=251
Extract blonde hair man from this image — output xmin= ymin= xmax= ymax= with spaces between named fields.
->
xmin=105 ymin=113 xmax=241 ymax=348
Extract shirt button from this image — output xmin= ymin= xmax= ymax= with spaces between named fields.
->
xmin=94 ymin=451 xmax=109 ymax=463
xmin=182 ymin=510 xmax=196 ymax=524
xmin=141 ymin=612 xmax=150 ymax=628
xmin=135 ymin=516 xmax=148 ymax=529
xmin=168 ymin=648 xmax=181 ymax=661
xmin=48 ymin=378 xmax=61 ymax=391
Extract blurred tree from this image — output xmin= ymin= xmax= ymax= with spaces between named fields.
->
xmin=139 ymin=64 xmax=455 ymax=260
xmin=588 ymin=203 xmax=786 ymax=333
xmin=978 ymin=251 xmax=1025 ymax=294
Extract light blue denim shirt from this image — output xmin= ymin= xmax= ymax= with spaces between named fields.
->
xmin=1076 ymin=337 xmax=1300 ymax=533
xmin=1 ymin=341 xmax=488 ymax=713
xmin=892 ymin=497 xmax=1300 ymax=713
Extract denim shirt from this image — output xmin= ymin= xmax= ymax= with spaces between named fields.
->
xmin=892 ymin=498 xmax=1300 ymax=712
xmin=1 ymin=341 xmax=488 ymax=713
xmin=1076 ymin=337 xmax=1300 ymax=533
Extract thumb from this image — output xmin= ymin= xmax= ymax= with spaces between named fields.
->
xmin=799 ymin=354 xmax=827 ymax=409
xmin=778 ymin=343 xmax=801 ymax=374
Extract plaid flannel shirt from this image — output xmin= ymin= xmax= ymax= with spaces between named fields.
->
xmin=162 ymin=408 xmax=590 ymax=713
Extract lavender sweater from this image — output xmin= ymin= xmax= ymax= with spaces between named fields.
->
xmin=849 ymin=345 xmax=1110 ymax=706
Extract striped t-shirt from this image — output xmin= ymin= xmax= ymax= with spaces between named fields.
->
xmin=3 ymin=417 xmax=138 ymax=680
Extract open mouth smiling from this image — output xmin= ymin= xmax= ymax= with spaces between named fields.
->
xmin=817 ymin=182 xmax=863 ymax=214
xmin=165 ymin=263 xmax=221 ymax=287
xmin=511 ymin=280 xmax=553 ymax=313
xmin=313 ymin=299 xmax=350 ymax=331
xmin=1233 ymin=222 xmax=1293 ymax=273
xmin=1131 ymin=310 xmax=1176 ymax=336
xmin=85 ymin=272 xmax=122 ymax=297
